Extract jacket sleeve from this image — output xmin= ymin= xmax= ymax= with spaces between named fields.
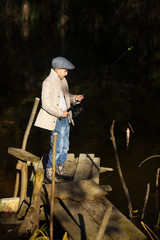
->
xmin=69 ymin=93 xmax=77 ymax=104
xmin=41 ymin=80 xmax=63 ymax=117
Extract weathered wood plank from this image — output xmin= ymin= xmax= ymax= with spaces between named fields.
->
xmin=0 ymin=212 xmax=22 ymax=225
xmin=80 ymin=197 xmax=146 ymax=240
xmin=54 ymin=198 xmax=86 ymax=240
xmin=8 ymin=147 xmax=40 ymax=163
xmin=41 ymin=183 xmax=146 ymax=240
xmin=91 ymin=157 xmax=100 ymax=184
xmin=64 ymin=153 xmax=78 ymax=176
xmin=96 ymin=202 xmax=113 ymax=240
xmin=61 ymin=199 xmax=130 ymax=240
xmin=79 ymin=198 xmax=129 ymax=240
xmin=74 ymin=154 xmax=94 ymax=182
xmin=100 ymin=167 xmax=113 ymax=173
xmin=110 ymin=207 xmax=146 ymax=240
xmin=100 ymin=185 xmax=112 ymax=193
xmin=0 ymin=197 xmax=19 ymax=212
xmin=17 ymin=197 xmax=30 ymax=219
xmin=40 ymin=193 xmax=85 ymax=240
xmin=44 ymin=180 xmax=107 ymax=201
xmin=66 ymin=153 xmax=75 ymax=162
xmin=62 ymin=199 xmax=105 ymax=240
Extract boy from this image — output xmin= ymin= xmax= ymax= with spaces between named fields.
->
xmin=35 ymin=56 xmax=84 ymax=182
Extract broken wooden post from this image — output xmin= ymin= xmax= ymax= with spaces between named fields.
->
xmin=13 ymin=97 xmax=40 ymax=208
xmin=110 ymin=120 xmax=133 ymax=219
xmin=18 ymin=168 xmax=44 ymax=237
xmin=8 ymin=147 xmax=41 ymax=219
xmin=50 ymin=133 xmax=57 ymax=240
xmin=156 ymin=168 xmax=160 ymax=189
xmin=141 ymin=183 xmax=150 ymax=220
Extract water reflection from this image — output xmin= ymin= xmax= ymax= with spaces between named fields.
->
xmin=0 ymin=20 xmax=160 ymax=236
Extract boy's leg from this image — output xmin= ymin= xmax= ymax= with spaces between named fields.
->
xmin=47 ymin=117 xmax=69 ymax=168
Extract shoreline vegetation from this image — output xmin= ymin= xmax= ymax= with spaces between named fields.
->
xmin=1 ymin=1 xmax=160 ymax=29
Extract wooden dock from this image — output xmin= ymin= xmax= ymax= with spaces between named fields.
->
xmin=41 ymin=153 xmax=146 ymax=240
xmin=2 ymin=148 xmax=147 ymax=239
xmin=41 ymin=184 xmax=146 ymax=240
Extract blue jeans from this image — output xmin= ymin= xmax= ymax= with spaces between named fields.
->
xmin=46 ymin=116 xmax=70 ymax=168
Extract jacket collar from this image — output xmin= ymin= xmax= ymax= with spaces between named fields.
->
xmin=50 ymin=68 xmax=59 ymax=80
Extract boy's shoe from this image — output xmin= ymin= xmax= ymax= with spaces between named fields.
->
xmin=45 ymin=168 xmax=58 ymax=183
xmin=56 ymin=164 xmax=74 ymax=180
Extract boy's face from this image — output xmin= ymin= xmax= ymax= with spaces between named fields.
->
xmin=55 ymin=68 xmax=68 ymax=79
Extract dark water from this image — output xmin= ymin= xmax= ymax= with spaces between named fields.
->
xmin=0 ymin=20 xmax=160 ymax=238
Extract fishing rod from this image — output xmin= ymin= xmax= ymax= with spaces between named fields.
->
xmin=68 ymin=45 xmax=133 ymax=117
xmin=82 ymin=45 xmax=133 ymax=96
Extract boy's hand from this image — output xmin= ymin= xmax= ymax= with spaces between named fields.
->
xmin=75 ymin=95 xmax=84 ymax=102
xmin=62 ymin=110 xmax=69 ymax=118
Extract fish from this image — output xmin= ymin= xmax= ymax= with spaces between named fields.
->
xmin=126 ymin=127 xmax=130 ymax=149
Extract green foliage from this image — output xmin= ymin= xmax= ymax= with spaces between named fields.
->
xmin=29 ymin=224 xmax=49 ymax=240
xmin=155 ymin=211 xmax=160 ymax=230
xmin=141 ymin=221 xmax=159 ymax=240
xmin=30 ymin=4 xmax=40 ymax=22
xmin=62 ymin=232 xmax=69 ymax=240
xmin=151 ymin=69 xmax=160 ymax=87
xmin=29 ymin=224 xmax=70 ymax=240
xmin=139 ymin=155 xmax=160 ymax=167
xmin=0 ymin=0 xmax=160 ymax=30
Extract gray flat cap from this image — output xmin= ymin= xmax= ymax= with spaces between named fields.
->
xmin=51 ymin=56 xmax=75 ymax=70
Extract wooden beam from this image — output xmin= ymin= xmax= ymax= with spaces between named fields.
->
xmin=0 ymin=197 xmax=19 ymax=212
xmin=8 ymin=147 xmax=40 ymax=163
xmin=100 ymin=167 xmax=113 ymax=173
xmin=96 ymin=202 xmax=113 ymax=240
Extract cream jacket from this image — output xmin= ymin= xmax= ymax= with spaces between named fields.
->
xmin=34 ymin=69 xmax=76 ymax=131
